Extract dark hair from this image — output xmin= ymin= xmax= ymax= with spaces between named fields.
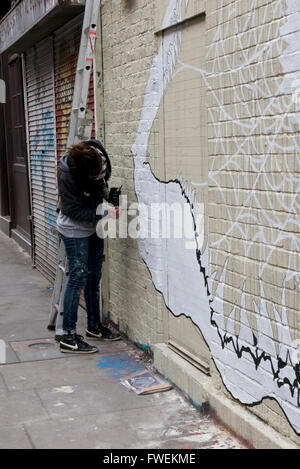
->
xmin=67 ymin=142 xmax=102 ymax=178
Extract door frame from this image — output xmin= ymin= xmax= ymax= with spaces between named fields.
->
xmin=0 ymin=55 xmax=10 ymax=231
xmin=4 ymin=52 xmax=32 ymax=250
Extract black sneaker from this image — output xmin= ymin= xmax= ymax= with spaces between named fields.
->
xmin=86 ymin=325 xmax=121 ymax=342
xmin=60 ymin=333 xmax=98 ymax=354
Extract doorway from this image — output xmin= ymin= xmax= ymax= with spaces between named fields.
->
xmin=6 ymin=54 xmax=31 ymax=248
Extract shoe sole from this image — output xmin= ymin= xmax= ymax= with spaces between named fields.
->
xmin=60 ymin=348 xmax=99 ymax=354
xmin=86 ymin=334 xmax=121 ymax=342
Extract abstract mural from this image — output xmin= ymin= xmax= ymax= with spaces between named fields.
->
xmin=131 ymin=0 xmax=300 ymax=434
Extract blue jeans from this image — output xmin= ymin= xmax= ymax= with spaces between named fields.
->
xmin=60 ymin=233 xmax=104 ymax=334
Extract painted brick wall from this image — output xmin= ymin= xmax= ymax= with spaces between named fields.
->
xmin=206 ymin=0 xmax=300 ymax=444
xmin=98 ymin=0 xmax=300 ymax=444
xmin=99 ymin=0 xmax=167 ymax=348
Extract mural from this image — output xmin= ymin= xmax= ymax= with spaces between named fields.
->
xmin=132 ymin=0 xmax=300 ymax=434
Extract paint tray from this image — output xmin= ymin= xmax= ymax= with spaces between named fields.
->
xmin=120 ymin=369 xmax=172 ymax=395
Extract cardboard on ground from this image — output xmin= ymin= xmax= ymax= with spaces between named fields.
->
xmin=120 ymin=369 xmax=172 ymax=395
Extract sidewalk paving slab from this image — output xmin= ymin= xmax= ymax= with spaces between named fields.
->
xmin=0 ymin=356 xmax=113 ymax=391
xmin=0 ymin=350 xmax=136 ymax=392
xmin=23 ymin=396 xmax=245 ymax=450
xmin=0 ymin=372 xmax=8 ymax=395
xmin=36 ymin=381 xmax=182 ymax=421
xmin=0 ymin=389 xmax=49 ymax=427
xmin=9 ymin=338 xmax=62 ymax=362
xmin=0 ymin=425 xmax=33 ymax=449
xmin=0 ymin=320 xmax=54 ymax=342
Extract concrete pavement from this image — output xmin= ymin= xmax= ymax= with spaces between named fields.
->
xmin=0 ymin=231 xmax=246 ymax=449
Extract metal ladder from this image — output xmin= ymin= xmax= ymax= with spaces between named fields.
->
xmin=48 ymin=0 xmax=101 ymax=337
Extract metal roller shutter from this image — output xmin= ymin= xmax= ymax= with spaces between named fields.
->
xmin=25 ymin=37 xmax=58 ymax=282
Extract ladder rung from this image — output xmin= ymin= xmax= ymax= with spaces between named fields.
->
xmin=77 ymin=66 xmax=92 ymax=74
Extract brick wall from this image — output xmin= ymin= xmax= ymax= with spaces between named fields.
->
xmin=97 ymin=0 xmax=300 ymax=444
xmin=206 ymin=0 xmax=300 ymax=443
xmin=100 ymin=0 xmax=167 ymax=347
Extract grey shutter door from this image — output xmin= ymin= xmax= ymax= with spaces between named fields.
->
xmin=26 ymin=37 xmax=58 ymax=282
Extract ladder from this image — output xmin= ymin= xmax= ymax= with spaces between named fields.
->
xmin=48 ymin=0 xmax=101 ymax=337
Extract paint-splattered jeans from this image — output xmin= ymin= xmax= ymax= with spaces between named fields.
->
xmin=60 ymin=233 xmax=104 ymax=334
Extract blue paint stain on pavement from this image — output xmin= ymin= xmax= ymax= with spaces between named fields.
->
xmin=96 ymin=353 xmax=145 ymax=381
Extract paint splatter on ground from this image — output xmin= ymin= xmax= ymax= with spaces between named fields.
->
xmin=96 ymin=353 xmax=145 ymax=381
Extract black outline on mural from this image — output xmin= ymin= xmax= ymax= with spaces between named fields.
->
xmin=132 ymin=160 xmax=300 ymax=436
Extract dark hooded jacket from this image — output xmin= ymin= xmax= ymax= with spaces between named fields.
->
xmin=57 ymin=139 xmax=112 ymax=224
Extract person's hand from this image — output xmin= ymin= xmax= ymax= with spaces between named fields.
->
xmin=108 ymin=207 xmax=120 ymax=219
